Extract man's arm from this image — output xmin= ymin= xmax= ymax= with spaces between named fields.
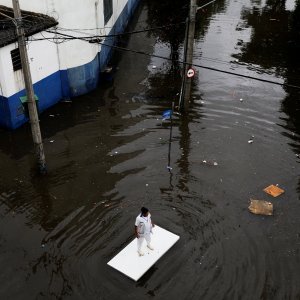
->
xmin=134 ymin=225 xmax=139 ymax=238
xmin=149 ymin=213 xmax=155 ymax=227
xmin=151 ymin=218 xmax=155 ymax=227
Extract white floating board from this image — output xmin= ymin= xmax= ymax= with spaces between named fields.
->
xmin=107 ymin=225 xmax=180 ymax=281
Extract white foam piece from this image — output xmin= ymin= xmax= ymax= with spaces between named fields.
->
xmin=107 ymin=225 xmax=180 ymax=281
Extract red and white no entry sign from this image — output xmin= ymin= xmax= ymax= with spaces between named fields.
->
xmin=187 ymin=68 xmax=195 ymax=78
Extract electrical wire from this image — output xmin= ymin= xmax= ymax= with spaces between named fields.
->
xmin=98 ymin=41 xmax=300 ymax=90
xmin=197 ymin=0 xmax=219 ymax=10
xmin=2 ymin=2 xmax=299 ymax=90
xmin=46 ymin=20 xmax=187 ymax=40
xmin=28 ymin=29 xmax=300 ymax=90
xmin=54 ymin=18 xmax=149 ymax=31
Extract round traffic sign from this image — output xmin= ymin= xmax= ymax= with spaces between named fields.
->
xmin=187 ymin=68 xmax=195 ymax=78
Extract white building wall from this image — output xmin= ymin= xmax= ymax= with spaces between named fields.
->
xmin=0 ymin=31 xmax=60 ymax=98
xmin=0 ymin=46 xmax=10 ymax=97
xmin=0 ymin=42 xmax=23 ymax=98
xmin=0 ymin=0 xmax=129 ymax=70
xmin=27 ymin=32 xmax=61 ymax=86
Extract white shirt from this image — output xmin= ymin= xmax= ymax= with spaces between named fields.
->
xmin=135 ymin=213 xmax=152 ymax=235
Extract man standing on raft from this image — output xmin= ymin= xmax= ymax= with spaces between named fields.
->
xmin=135 ymin=207 xmax=154 ymax=256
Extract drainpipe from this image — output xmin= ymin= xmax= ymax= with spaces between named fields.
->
xmin=95 ymin=0 xmax=102 ymax=71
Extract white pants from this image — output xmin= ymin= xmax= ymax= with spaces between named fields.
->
xmin=137 ymin=233 xmax=151 ymax=251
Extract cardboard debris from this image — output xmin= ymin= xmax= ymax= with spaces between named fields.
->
xmin=263 ymin=185 xmax=284 ymax=197
xmin=248 ymin=199 xmax=273 ymax=216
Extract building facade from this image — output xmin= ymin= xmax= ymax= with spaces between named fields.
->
xmin=0 ymin=0 xmax=140 ymax=129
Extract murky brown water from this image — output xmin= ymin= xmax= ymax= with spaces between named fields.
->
xmin=1 ymin=0 xmax=300 ymax=299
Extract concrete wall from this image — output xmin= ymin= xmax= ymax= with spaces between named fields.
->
xmin=0 ymin=31 xmax=63 ymax=128
xmin=0 ymin=33 xmax=60 ymax=98
xmin=0 ymin=0 xmax=140 ymax=129
xmin=0 ymin=0 xmax=128 ymax=70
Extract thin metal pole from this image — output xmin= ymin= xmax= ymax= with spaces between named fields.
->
xmin=167 ymin=102 xmax=175 ymax=172
xmin=12 ymin=0 xmax=47 ymax=173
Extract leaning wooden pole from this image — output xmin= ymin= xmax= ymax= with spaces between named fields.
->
xmin=12 ymin=0 xmax=47 ymax=173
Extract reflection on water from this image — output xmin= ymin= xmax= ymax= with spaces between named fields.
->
xmin=1 ymin=0 xmax=300 ymax=299
xmin=233 ymin=0 xmax=300 ymax=195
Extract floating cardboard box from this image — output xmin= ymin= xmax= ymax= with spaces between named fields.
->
xmin=249 ymin=199 xmax=273 ymax=216
xmin=263 ymin=185 xmax=284 ymax=197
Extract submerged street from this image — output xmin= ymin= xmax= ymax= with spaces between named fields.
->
xmin=1 ymin=0 xmax=300 ymax=299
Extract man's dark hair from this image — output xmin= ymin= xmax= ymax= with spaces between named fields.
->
xmin=141 ymin=207 xmax=149 ymax=215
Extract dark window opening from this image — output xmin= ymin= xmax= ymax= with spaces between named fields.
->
xmin=103 ymin=0 xmax=113 ymax=25
xmin=11 ymin=48 xmax=22 ymax=72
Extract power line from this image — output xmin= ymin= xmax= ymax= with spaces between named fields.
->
xmin=28 ymin=28 xmax=300 ymax=90
xmin=54 ymin=19 xmax=149 ymax=31
xmin=197 ymin=0 xmax=219 ymax=11
xmin=97 ymin=41 xmax=300 ymax=90
xmin=45 ymin=20 xmax=187 ymax=40
xmin=56 ymin=19 xmax=186 ymax=34
xmin=25 ymin=28 xmax=286 ymax=80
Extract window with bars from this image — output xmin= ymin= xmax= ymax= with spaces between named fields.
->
xmin=11 ymin=48 xmax=22 ymax=72
xmin=103 ymin=0 xmax=113 ymax=25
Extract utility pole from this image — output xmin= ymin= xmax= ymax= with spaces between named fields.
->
xmin=12 ymin=0 xmax=47 ymax=174
xmin=179 ymin=0 xmax=197 ymax=112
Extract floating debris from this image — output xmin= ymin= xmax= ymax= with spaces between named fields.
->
xmin=248 ymin=199 xmax=273 ymax=216
xmin=239 ymin=98 xmax=243 ymax=102
xmin=162 ymin=109 xmax=173 ymax=120
xmin=49 ymin=140 xmax=54 ymax=143
xmin=152 ymin=65 xmax=157 ymax=69
xmin=202 ymin=160 xmax=218 ymax=166
xmin=104 ymin=66 xmax=113 ymax=73
xmin=248 ymin=139 xmax=253 ymax=144
xmin=263 ymin=185 xmax=284 ymax=197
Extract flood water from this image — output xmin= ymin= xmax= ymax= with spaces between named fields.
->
xmin=1 ymin=0 xmax=300 ymax=299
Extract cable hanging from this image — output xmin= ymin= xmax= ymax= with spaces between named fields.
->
xmin=97 ymin=41 xmax=300 ymax=90
xmin=28 ymin=29 xmax=300 ymax=90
